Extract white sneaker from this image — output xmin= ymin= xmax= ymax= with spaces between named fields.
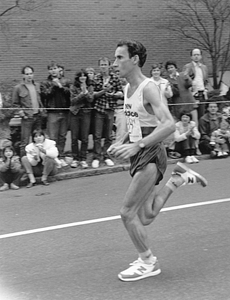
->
xmin=71 ymin=160 xmax=78 ymax=168
xmin=217 ymin=151 xmax=223 ymax=157
xmin=0 ymin=183 xmax=9 ymax=192
xmin=80 ymin=161 xmax=88 ymax=169
xmin=104 ymin=158 xmax=114 ymax=166
xmin=92 ymin=159 xmax=99 ymax=168
xmin=185 ymin=156 xmax=193 ymax=164
xmin=190 ymin=155 xmax=199 ymax=163
xmin=60 ymin=159 xmax=68 ymax=167
xmin=222 ymin=151 xmax=228 ymax=157
xmin=118 ymin=258 xmax=161 ymax=282
xmin=54 ymin=158 xmax=62 ymax=169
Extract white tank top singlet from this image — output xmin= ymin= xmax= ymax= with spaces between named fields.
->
xmin=124 ymin=78 xmax=158 ymax=142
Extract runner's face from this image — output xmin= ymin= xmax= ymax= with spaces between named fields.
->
xmin=113 ymin=45 xmax=133 ymax=78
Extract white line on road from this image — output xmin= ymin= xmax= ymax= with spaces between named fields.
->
xmin=1 ymin=198 xmax=230 ymax=240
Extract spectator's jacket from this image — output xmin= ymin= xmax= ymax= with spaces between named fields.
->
xmin=40 ymin=76 xmax=71 ymax=113
xmin=183 ymin=62 xmax=209 ymax=89
xmin=12 ymin=81 xmax=44 ymax=118
xmin=70 ymin=84 xmax=94 ymax=115
xmin=25 ymin=139 xmax=58 ymax=166
xmin=198 ymin=112 xmax=222 ymax=142
xmin=94 ymin=72 xmax=123 ymax=113
xmin=174 ymin=120 xmax=200 ymax=142
xmin=0 ymin=156 xmax=21 ymax=173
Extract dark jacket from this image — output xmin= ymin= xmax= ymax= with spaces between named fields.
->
xmin=12 ymin=81 xmax=44 ymax=118
xmin=198 ymin=112 xmax=222 ymax=142
xmin=183 ymin=62 xmax=209 ymax=88
xmin=70 ymin=84 xmax=94 ymax=115
xmin=40 ymin=76 xmax=71 ymax=113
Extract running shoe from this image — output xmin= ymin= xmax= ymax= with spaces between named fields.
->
xmin=173 ymin=162 xmax=207 ymax=187
xmin=118 ymin=258 xmax=161 ymax=282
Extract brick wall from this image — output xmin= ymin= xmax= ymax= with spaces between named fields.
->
xmin=0 ymin=0 xmax=209 ymax=86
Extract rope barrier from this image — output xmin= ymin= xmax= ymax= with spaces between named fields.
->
xmin=1 ymin=99 xmax=230 ymax=110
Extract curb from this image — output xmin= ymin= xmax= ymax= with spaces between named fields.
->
xmin=51 ymin=154 xmax=211 ymax=182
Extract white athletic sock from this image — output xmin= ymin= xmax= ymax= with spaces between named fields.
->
xmin=166 ymin=174 xmax=185 ymax=192
xmin=139 ymin=250 xmax=157 ymax=264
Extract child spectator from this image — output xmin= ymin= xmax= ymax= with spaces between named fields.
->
xmin=174 ymin=111 xmax=200 ymax=163
xmin=21 ymin=129 xmax=58 ymax=187
xmin=210 ymin=118 xmax=230 ymax=158
xmin=0 ymin=144 xmax=24 ymax=191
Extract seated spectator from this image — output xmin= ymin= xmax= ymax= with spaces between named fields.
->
xmin=174 ymin=111 xmax=200 ymax=163
xmin=21 ymin=129 xmax=58 ymax=188
xmin=150 ymin=63 xmax=173 ymax=106
xmin=165 ymin=60 xmax=196 ymax=121
xmin=0 ymin=144 xmax=24 ymax=191
xmin=198 ymin=101 xmax=222 ymax=155
xmin=69 ymin=69 xmax=94 ymax=168
xmin=210 ymin=118 xmax=230 ymax=158
xmin=0 ymin=92 xmax=17 ymax=156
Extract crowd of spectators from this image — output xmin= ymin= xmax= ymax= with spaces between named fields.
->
xmin=0 ymin=47 xmax=230 ymax=191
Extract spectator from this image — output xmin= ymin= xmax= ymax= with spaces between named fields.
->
xmin=210 ymin=118 xmax=230 ymax=158
xmin=174 ymin=111 xmax=200 ymax=163
xmin=165 ymin=60 xmax=196 ymax=121
xmin=58 ymin=65 xmax=65 ymax=78
xmin=69 ymin=69 xmax=94 ymax=168
xmin=0 ymin=92 xmax=17 ymax=156
xmin=21 ymin=129 xmax=58 ymax=187
xmin=0 ymin=144 xmax=24 ymax=191
xmin=40 ymin=61 xmax=71 ymax=166
xmin=198 ymin=101 xmax=222 ymax=155
xmin=150 ymin=63 xmax=172 ymax=106
xmin=86 ymin=67 xmax=96 ymax=81
xmin=12 ymin=66 xmax=45 ymax=157
xmin=114 ymin=72 xmax=127 ymax=143
xmin=92 ymin=57 xmax=123 ymax=168
xmin=183 ymin=48 xmax=209 ymax=122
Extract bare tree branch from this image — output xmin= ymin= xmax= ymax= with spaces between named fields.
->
xmin=0 ymin=0 xmax=20 ymax=17
xmin=163 ymin=0 xmax=230 ymax=89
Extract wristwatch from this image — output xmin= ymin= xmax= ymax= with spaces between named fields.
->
xmin=139 ymin=142 xmax=145 ymax=149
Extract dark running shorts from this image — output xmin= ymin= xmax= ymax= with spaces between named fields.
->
xmin=129 ymin=128 xmax=167 ymax=185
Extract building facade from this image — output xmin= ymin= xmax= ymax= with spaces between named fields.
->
xmin=0 ymin=0 xmax=209 ymax=83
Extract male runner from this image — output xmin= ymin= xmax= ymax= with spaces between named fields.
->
xmin=108 ymin=40 xmax=207 ymax=282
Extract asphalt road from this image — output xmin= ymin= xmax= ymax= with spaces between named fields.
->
xmin=0 ymin=158 xmax=230 ymax=300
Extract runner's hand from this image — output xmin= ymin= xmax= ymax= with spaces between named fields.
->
xmin=108 ymin=143 xmax=139 ymax=160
